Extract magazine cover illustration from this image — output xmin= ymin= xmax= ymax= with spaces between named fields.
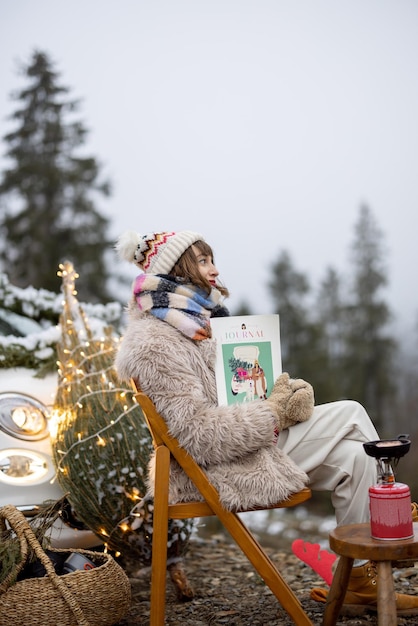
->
xmin=211 ymin=315 xmax=281 ymax=406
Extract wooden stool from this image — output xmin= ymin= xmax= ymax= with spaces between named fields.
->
xmin=323 ymin=522 xmax=418 ymax=626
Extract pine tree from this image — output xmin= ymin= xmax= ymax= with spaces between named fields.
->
xmin=0 ymin=50 xmax=112 ymax=302
xmin=233 ymin=301 xmax=253 ymax=316
xmin=0 ymin=271 xmax=123 ymax=373
xmin=342 ymin=205 xmax=397 ymax=432
xmin=314 ymin=266 xmax=346 ymax=401
xmin=268 ymin=250 xmax=327 ymax=393
xmin=316 ymin=268 xmax=344 ymax=363
xmin=268 ymin=250 xmax=310 ymax=367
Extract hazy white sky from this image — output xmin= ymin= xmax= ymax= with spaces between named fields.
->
xmin=1 ymin=1 xmax=418 ymax=335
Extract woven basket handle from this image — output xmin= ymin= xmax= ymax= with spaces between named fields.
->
xmin=0 ymin=505 xmax=30 ymax=591
xmin=0 ymin=505 xmax=91 ymax=626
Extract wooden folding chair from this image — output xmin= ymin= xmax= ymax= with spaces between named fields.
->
xmin=132 ymin=381 xmax=313 ymax=626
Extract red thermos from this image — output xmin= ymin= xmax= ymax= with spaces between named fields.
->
xmin=369 ymin=481 xmax=413 ymax=540
xmin=364 ymin=436 xmax=413 ymax=541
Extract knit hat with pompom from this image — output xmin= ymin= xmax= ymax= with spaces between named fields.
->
xmin=115 ymin=230 xmax=204 ymax=275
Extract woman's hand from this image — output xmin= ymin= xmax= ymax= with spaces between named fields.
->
xmin=266 ymin=372 xmax=314 ymax=431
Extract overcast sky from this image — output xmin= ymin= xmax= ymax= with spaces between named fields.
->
xmin=1 ymin=1 xmax=418 ymax=337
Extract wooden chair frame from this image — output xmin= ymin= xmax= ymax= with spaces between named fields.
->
xmin=132 ymin=383 xmax=313 ymax=626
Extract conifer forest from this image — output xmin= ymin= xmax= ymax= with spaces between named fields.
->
xmin=1 ymin=50 xmax=417 ymax=504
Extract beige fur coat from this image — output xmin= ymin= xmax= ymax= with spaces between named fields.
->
xmin=115 ymin=306 xmax=309 ymax=511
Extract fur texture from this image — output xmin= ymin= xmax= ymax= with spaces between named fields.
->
xmin=115 ymin=230 xmax=141 ymax=263
xmin=115 ymin=306 xmax=309 ymax=511
xmin=266 ymin=372 xmax=315 ymax=430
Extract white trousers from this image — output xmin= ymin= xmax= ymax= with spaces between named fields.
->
xmin=277 ymin=400 xmax=379 ymax=526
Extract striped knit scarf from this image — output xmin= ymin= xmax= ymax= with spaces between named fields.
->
xmin=133 ymin=274 xmax=222 ymax=340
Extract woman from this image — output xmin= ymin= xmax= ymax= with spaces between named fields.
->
xmin=251 ymin=359 xmax=267 ymax=399
xmin=115 ymin=229 xmax=418 ymax=616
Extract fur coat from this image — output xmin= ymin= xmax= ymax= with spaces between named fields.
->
xmin=115 ymin=306 xmax=309 ymax=511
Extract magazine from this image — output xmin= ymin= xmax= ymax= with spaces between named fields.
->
xmin=211 ymin=314 xmax=282 ymax=406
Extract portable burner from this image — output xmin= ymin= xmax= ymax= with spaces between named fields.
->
xmin=363 ymin=434 xmax=413 ymax=540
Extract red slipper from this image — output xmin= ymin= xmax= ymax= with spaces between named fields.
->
xmin=291 ymin=539 xmax=337 ymax=585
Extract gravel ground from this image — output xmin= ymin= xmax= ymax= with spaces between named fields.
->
xmin=116 ymin=533 xmax=418 ymax=626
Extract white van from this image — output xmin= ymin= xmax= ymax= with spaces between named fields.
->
xmin=0 ymin=366 xmax=101 ymax=548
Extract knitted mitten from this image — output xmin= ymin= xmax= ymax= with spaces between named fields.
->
xmin=266 ymin=372 xmax=314 ymax=431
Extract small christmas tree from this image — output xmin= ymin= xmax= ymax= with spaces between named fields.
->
xmin=228 ymin=357 xmax=252 ymax=381
xmin=50 ymin=262 xmax=194 ymax=566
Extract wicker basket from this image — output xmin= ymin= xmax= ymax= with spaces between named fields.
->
xmin=0 ymin=504 xmax=131 ymax=626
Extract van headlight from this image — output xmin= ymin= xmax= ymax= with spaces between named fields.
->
xmin=0 ymin=392 xmax=49 ymax=441
xmin=0 ymin=449 xmax=48 ymax=483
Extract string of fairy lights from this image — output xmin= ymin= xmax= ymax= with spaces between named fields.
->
xmin=50 ymin=262 xmax=194 ymax=559
xmin=52 ymin=263 xmax=150 ymax=545
xmin=52 ymin=398 xmax=138 ymax=471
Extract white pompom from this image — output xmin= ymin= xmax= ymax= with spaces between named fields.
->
xmin=115 ymin=231 xmax=142 ymax=263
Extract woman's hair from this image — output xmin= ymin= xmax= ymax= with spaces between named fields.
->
xmin=171 ymin=240 xmax=229 ymax=297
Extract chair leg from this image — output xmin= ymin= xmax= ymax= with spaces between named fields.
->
xmin=322 ymin=556 xmax=353 ymax=626
xmin=219 ymin=511 xmax=313 ymax=625
xmin=150 ymin=446 xmax=171 ymax=626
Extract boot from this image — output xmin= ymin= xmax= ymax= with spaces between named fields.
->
xmin=311 ymin=561 xmax=418 ymax=615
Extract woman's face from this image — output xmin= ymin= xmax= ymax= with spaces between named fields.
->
xmin=192 ymin=244 xmax=219 ymax=287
